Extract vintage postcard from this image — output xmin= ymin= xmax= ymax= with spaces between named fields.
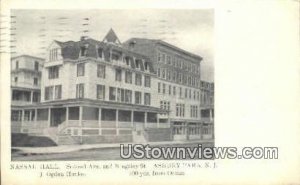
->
xmin=0 ymin=0 xmax=299 ymax=184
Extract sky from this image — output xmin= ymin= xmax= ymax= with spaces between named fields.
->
xmin=11 ymin=9 xmax=214 ymax=81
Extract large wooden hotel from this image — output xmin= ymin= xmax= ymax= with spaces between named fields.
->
xmin=11 ymin=29 xmax=214 ymax=145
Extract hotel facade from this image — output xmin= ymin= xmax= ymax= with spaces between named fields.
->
xmin=11 ymin=29 xmax=214 ymax=145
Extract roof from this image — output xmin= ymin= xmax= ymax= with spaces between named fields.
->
xmin=102 ymin=28 xmax=121 ymax=44
xmin=124 ymin=38 xmax=203 ymax=61
xmin=11 ymin=55 xmax=45 ymax=61
xmin=52 ymin=37 xmax=155 ymax=73
xmin=11 ymin=98 xmax=167 ymax=113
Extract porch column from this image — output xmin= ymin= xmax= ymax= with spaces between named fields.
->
xmin=209 ymin=109 xmax=213 ymax=121
xmin=185 ymin=122 xmax=189 ymax=140
xmin=79 ymin=106 xmax=83 ymax=143
xmin=98 ymin=108 xmax=102 ymax=135
xmin=200 ymin=123 xmax=203 ymax=140
xmin=30 ymin=91 xmax=33 ymax=103
xmin=79 ymin=106 xmax=83 ymax=128
xmin=98 ymin=108 xmax=102 ymax=126
xmin=66 ymin=107 xmax=69 ymax=126
xmin=11 ymin=90 xmax=14 ymax=101
xmin=212 ymin=123 xmax=214 ymax=139
xmin=131 ymin=111 xmax=134 ymax=127
xmin=34 ymin=109 xmax=37 ymax=124
xmin=48 ymin=108 xmax=51 ymax=127
xmin=156 ymin=114 xmax=159 ymax=128
xmin=144 ymin=112 xmax=147 ymax=128
xmin=21 ymin=109 xmax=24 ymax=130
xmin=116 ymin=109 xmax=119 ymax=135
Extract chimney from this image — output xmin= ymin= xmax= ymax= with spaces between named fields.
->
xmin=80 ymin=36 xmax=88 ymax=41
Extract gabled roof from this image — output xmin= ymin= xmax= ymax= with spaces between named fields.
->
xmin=102 ymin=28 xmax=121 ymax=45
xmin=11 ymin=54 xmax=45 ymax=61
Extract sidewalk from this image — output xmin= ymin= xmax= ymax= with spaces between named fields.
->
xmin=12 ymin=139 xmax=214 ymax=155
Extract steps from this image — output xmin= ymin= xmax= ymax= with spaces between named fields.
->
xmin=132 ymin=130 xmax=147 ymax=143
xmin=43 ymin=127 xmax=58 ymax=143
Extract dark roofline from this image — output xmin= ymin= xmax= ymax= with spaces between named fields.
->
xmin=11 ymin=54 xmax=45 ymax=61
xmin=126 ymin=38 xmax=203 ymax=61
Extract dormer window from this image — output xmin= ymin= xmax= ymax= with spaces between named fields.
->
xmin=80 ymin=45 xmax=88 ymax=57
xmin=129 ymin=41 xmax=136 ymax=48
xmin=97 ymin=47 xmax=103 ymax=58
xmin=34 ymin=61 xmax=39 ymax=71
xmin=135 ymin=59 xmax=140 ymax=69
xmin=112 ymin=53 xmax=120 ymax=61
xmin=144 ymin=62 xmax=149 ymax=71
xmin=125 ymin=57 xmax=130 ymax=66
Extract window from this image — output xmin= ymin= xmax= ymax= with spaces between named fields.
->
xmin=97 ymin=47 xmax=103 ymax=58
xmin=157 ymin=52 xmax=161 ymax=62
xmin=125 ymin=90 xmax=132 ymax=103
xmin=76 ymin=84 xmax=84 ymax=98
xmin=162 ymin=83 xmax=166 ymax=94
xmin=97 ymin=64 xmax=105 ymax=78
xmin=157 ymin=68 xmax=161 ymax=77
xmin=194 ymin=90 xmax=196 ymax=100
xmin=11 ymin=110 xmax=22 ymax=121
xmin=115 ymin=68 xmax=122 ymax=81
xmin=33 ymin=78 xmax=38 ymax=86
xmin=160 ymin=101 xmax=170 ymax=115
xmin=135 ymin=73 xmax=142 ymax=86
xmin=167 ymin=70 xmax=170 ymax=80
xmin=49 ymin=48 xmax=59 ymax=61
xmin=32 ymin=92 xmax=40 ymax=102
xmin=109 ymin=87 xmax=116 ymax=101
xmin=190 ymin=105 xmax=198 ymax=118
xmin=144 ymin=93 xmax=151 ymax=105
xmin=176 ymin=104 xmax=185 ymax=117
xmin=15 ymin=61 xmax=19 ymax=69
xmin=124 ymin=57 xmax=131 ymax=66
xmin=135 ymin=60 xmax=140 ymax=69
xmin=48 ymin=66 xmax=59 ymax=79
xmin=162 ymin=53 xmax=166 ymax=63
xmin=14 ymin=77 xmax=18 ymax=82
xmin=135 ymin=91 xmax=141 ymax=104
xmin=77 ymin=63 xmax=85 ymax=77
xmin=80 ymin=46 xmax=87 ymax=57
xmin=173 ymin=71 xmax=177 ymax=82
xmin=189 ymin=89 xmax=192 ymax=99
xmin=185 ymin=88 xmax=188 ymax=98
xmin=160 ymin=101 xmax=170 ymax=110
xmin=125 ymin=71 xmax=132 ymax=84
xmin=179 ymin=87 xmax=182 ymax=98
xmin=162 ymin=69 xmax=166 ymax=79
xmin=97 ymin=85 xmax=105 ymax=100
xmin=144 ymin=62 xmax=149 ymax=71
xmin=158 ymin=82 xmax=161 ymax=93
xmin=54 ymin=85 xmax=62 ymax=99
xmin=34 ymin=61 xmax=39 ymax=71
xmin=173 ymin=86 xmax=176 ymax=96
xmin=169 ymin=85 xmax=171 ymax=95
xmin=144 ymin=75 xmax=151 ymax=87
xmin=24 ymin=110 xmax=33 ymax=121
xmin=167 ymin=55 xmax=171 ymax=64
xmin=45 ymin=86 xmax=53 ymax=100
xmin=117 ymin=88 xmax=125 ymax=102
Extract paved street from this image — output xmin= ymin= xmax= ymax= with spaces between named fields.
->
xmin=12 ymin=142 xmax=214 ymax=161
